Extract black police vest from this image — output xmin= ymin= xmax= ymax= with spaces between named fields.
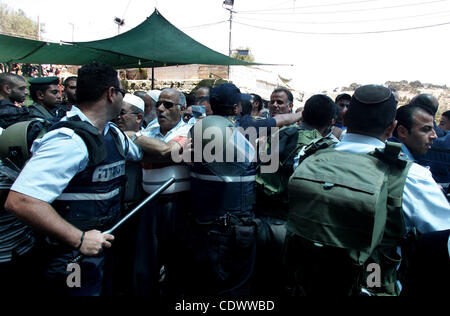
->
xmin=189 ymin=116 xmax=257 ymax=219
xmin=51 ymin=122 xmax=126 ymax=231
xmin=190 ymin=162 xmax=256 ymax=219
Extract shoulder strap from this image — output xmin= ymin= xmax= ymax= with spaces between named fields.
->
xmin=364 ymin=142 xmax=413 ymax=263
xmin=371 ymin=141 xmax=408 ymax=169
xmin=48 ymin=116 xmax=107 ymax=167
xmin=267 ymin=126 xmax=299 ymax=166
xmin=299 ymin=136 xmax=336 ymax=162
xmin=280 ymin=128 xmax=323 ymax=167
xmin=109 ymin=123 xmax=128 ymax=158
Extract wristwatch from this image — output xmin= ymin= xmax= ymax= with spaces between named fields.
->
xmin=131 ymin=131 xmax=143 ymax=142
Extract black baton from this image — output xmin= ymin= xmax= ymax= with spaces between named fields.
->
xmin=71 ymin=177 xmax=175 ymax=264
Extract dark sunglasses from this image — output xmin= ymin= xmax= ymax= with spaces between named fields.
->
xmin=156 ymin=100 xmax=179 ymax=109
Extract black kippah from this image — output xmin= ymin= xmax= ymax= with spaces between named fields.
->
xmin=353 ymin=85 xmax=392 ymax=105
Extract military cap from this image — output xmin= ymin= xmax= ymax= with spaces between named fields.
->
xmin=210 ymin=83 xmax=241 ymax=109
xmin=29 ymin=76 xmax=60 ymax=86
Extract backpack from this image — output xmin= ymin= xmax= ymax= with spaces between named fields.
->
xmin=255 ymin=125 xmax=322 ymax=218
xmin=285 ymin=140 xmax=413 ymax=295
xmin=256 ymin=126 xmax=323 ymax=197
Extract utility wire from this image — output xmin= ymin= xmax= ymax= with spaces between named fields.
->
xmin=233 ymin=10 xmax=450 ymax=24
xmin=236 ymin=0 xmax=449 ymax=15
xmin=237 ymin=0 xmax=383 ymax=13
xmin=258 ymin=0 xmax=298 ymax=11
xmin=181 ymin=20 xmax=228 ymax=31
xmin=233 ymin=20 xmax=450 ymax=35
xmin=122 ymin=0 xmax=132 ymax=19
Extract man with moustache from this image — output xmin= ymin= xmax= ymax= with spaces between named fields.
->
xmin=56 ymin=76 xmax=77 ymax=118
xmin=111 ymin=93 xmax=145 ymax=295
xmin=28 ymin=76 xmax=62 ymax=122
xmin=114 ymin=94 xmax=145 ymax=133
xmin=237 ymin=86 xmax=302 ymax=132
xmin=128 ymin=88 xmax=191 ymax=296
xmin=391 ymin=103 xmax=438 ymax=161
xmin=409 ymin=95 xmax=450 ymax=194
xmin=0 ymin=73 xmax=30 ymax=127
xmin=0 ymin=72 xmax=35 ymax=297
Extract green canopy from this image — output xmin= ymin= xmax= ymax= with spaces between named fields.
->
xmin=0 ymin=33 xmax=162 ymax=67
xmin=0 ymin=9 xmax=257 ymax=68
xmin=73 ymin=9 xmax=254 ymax=66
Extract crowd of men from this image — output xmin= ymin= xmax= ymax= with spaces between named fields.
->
xmin=0 ymin=62 xmax=448 ymax=297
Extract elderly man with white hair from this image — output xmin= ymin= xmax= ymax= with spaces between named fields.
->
xmin=113 ymin=93 xmax=145 ymax=133
xmin=111 ymin=93 xmax=146 ymax=295
xmin=127 ymin=88 xmax=192 ymax=296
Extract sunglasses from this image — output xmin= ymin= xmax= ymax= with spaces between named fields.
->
xmin=156 ymin=100 xmax=179 ymax=109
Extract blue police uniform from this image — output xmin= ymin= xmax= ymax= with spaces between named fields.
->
xmin=11 ymin=106 xmax=142 ymax=296
xmin=416 ymin=133 xmax=450 ymax=192
xmin=185 ymin=117 xmax=258 ymax=296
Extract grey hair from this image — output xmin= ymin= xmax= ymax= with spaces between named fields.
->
xmin=160 ymin=88 xmax=186 ymax=109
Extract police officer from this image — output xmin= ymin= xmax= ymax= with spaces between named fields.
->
xmin=409 ymin=94 xmax=450 ymax=193
xmin=28 ymin=76 xmax=62 ymax=122
xmin=5 ymin=62 xmax=143 ymax=296
xmin=184 ymin=84 xmax=259 ymax=295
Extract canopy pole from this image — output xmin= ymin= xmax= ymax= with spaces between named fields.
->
xmin=151 ymin=66 xmax=154 ymax=90
xmin=227 ymin=9 xmax=233 ymax=79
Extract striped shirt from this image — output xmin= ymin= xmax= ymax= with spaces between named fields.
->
xmin=0 ymin=161 xmax=34 ymax=263
xmin=141 ymin=119 xmax=192 ymax=194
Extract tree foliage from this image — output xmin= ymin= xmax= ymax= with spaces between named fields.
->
xmin=0 ymin=2 xmax=45 ymax=40
xmin=231 ymin=47 xmax=255 ymax=62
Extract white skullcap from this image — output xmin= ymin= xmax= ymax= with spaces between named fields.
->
xmin=147 ymin=90 xmax=161 ymax=102
xmin=123 ymin=93 xmax=145 ymax=113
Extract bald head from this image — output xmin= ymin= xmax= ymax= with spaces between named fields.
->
xmin=157 ymin=88 xmax=185 ymax=135
xmin=0 ymin=73 xmax=28 ymax=103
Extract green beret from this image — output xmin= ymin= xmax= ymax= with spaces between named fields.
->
xmin=29 ymin=76 xmax=60 ymax=85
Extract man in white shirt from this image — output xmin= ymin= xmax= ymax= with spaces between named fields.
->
xmin=5 ymin=62 xmax=143 ymax=296
xmin=128 ymin=88 xmax=191 ymax=296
